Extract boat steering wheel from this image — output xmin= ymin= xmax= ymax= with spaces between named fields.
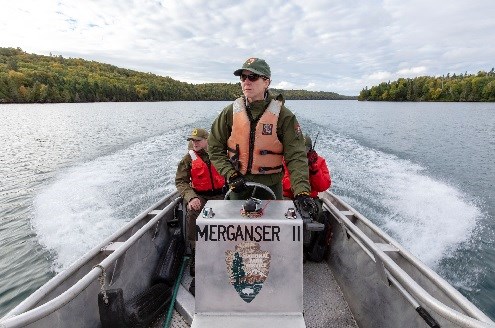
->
xmin=224 ymin=182 xmax=277 ymax=200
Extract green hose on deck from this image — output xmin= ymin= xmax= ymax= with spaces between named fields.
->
xmin=163 ymin=255 xmax=189 ymax=328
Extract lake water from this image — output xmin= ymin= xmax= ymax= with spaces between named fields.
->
xmin=0 ymin=100 xmax=494 ymax=320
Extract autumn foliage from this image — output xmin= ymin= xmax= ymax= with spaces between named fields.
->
xmin=0 ymin=47 xmax=352 ymax=103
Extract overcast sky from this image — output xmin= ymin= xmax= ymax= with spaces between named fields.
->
xmin=1 ymin=0 xmax=494 ymax=96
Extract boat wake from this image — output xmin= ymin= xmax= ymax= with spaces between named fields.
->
xmin=32 ymin=126 xmax=193 ymax=272
xmin=301 ymin=123 xmax=484 ymax=284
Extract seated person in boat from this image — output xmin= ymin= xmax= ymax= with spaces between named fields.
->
xmin=175 ymin=128 xmax=226 ymax=295
xmin=282 ymin=134 xmax=332 ymax=261
xmin=208 ymin=57 xmax=317 ymax=211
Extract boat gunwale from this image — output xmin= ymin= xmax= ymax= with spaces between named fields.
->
xmin=0 ymin=192 xmax=180 ymax=327
xmin=2 ymin=190 xmax=494 ymax=328
xmin=322 ymin=191 xmax=495 ymax=328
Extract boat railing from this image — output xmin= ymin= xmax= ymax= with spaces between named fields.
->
xmin=322 ymin=191 xmax=495 ymax=328
xmin=0 ymin=193 xmax=180 ymax=328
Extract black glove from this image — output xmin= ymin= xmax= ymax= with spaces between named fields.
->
xmin=307 ymin=149 xmax=318 ymax=164
xmin=228 ymin=172 xmax=247 ymax=193
xmin=294 ymin=192 xmax=318 ymax=220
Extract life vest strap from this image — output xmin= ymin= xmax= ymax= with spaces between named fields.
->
xmin=228 ymin=144 xmax=240 ymax=171
xmin=259 ymin=149 xmax=283 ymax=155
xmin=258 ymin=165 xmax=284 ymax=173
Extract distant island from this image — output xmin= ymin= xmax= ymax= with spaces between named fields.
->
xmin=359 ymin=70 xmax=495 ymax=102
xmin=0 ymin=47 xmax=355 ymax=103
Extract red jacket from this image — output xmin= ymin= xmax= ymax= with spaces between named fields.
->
xmin=282 ymin=152 xmax=331 ymax=199
xmin=189 ymin=150 xmax=225 ymax=192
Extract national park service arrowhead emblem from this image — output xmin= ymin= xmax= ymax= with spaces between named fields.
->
xmin=225 ymin=241 xmax=271 ymax=303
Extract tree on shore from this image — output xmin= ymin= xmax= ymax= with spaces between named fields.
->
xmin=359 ymin=70 xmax=495 ymax=102
xmin=0 ymin=47 xmax=355 ymax=103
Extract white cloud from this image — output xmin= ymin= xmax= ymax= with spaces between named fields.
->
xmin=304 ymin=83 xmax=317 ymax=91
xmin=397 ymin=67 xmax=427 ymax=76
xmin=273 ymin=81 xmax=297 ymax=90
xmin=1 ymin=0 xmax=494 ymax=96
xmin=367 ymin=71 xmax=393 ymax=81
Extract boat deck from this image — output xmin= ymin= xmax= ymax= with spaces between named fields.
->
xmin=303 ymin=261 xmax=358 ymax=327
xmin=152 ymin=260 xmax=358 ymax=328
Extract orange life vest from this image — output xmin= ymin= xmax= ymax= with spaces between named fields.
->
xmin=227 ymin=98 xmax=284 ymax=175
xmin=189 ymin=150 xmax=225 ymax=191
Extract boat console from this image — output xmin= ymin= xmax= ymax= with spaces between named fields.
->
xmin=192 ymin=198 xmax=305 ymax=328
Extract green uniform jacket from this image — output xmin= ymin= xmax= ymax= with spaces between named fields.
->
xmin=175 ymin=149 xmax=215 ymax=203
xmin=208 ymin=94 xmax=311 ymax=196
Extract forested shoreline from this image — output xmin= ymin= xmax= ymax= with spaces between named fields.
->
xmin=359 ymin=70 xmax=495 ymax=101
xmin=0 ymin=47 xmax=354 ymax=103
xmin=4 ymin=47 xmax=492 ymax=104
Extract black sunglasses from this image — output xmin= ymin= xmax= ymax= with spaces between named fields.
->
xmin=240 ymin=73 xmax=267 ymax=82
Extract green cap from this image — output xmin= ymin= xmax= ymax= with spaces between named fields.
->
xmin=233 ymin=58 xmax=271 ymax=78
xmin=187 ymin=128 xmax=208 ymax=141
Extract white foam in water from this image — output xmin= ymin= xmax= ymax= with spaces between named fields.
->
xmin=33 ymin=129 xmax=188 ymax=272
xmin=33 ymin=164 xmax=123 ymax=271
xmin=373 ymin=159 xmax=481 ymax=266
xmin=315 ymin=131 xmax=482 ymax=268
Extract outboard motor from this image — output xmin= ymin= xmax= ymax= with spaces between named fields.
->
xmin=192 ymin=199 xmax=306 ymax=328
